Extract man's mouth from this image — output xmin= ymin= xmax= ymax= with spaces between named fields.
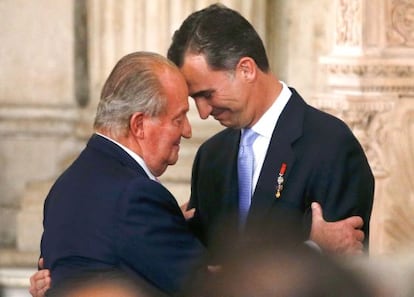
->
xmin=211 ymin=109 xmax=225 ymax=120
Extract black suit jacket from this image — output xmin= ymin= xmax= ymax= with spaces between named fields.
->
xmin=189 ymin=88 xmax=374 ymax=256
xmin=41 ymin=134 xmax=206 ymax=296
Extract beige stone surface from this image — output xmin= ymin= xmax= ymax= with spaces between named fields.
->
xmin=0 ymin=0 xmax=412 ymax=286
xmin=314 ymin=0 xmax=414 ymax=255
xmin=0 ymin=0 xmax=75 ymax=105
xmin=16 ymin=181 xmax=53 ymax=253
xmin=0 ymin=0 xmax=80 ymax=248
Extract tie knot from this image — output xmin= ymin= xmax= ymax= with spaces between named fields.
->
xmin=240 ymin=129 xmax=258 ymax=146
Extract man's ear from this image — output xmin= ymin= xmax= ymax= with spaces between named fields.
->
xmin=129 ymin=112 xmax=145 ymax=138
xmin=237 ymin=57 xmax=256 ymax=82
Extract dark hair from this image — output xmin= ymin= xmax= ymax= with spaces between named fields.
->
xmin=167 ymin=3 xmax=269 ymax=72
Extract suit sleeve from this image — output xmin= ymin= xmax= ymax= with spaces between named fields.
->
xmin=115 ymin=179 xmax=207 ymax=295
xmin=308 ymin=130 xmax=374 ymax=246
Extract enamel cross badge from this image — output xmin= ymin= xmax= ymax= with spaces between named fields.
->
xmin=275 ymin=163 xmax=287 ymax=199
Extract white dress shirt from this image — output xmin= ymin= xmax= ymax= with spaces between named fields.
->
xmin=242 ymin=81 xmax=291 ymax=194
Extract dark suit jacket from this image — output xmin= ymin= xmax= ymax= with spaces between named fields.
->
xmin=41 ymin=134 xmax=206 ymax=296
xmin=189 ymin=88 xmax=374 ymax=256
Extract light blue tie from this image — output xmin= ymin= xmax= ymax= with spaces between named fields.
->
xmin=238 ymin=129 xmax=258 ymax=229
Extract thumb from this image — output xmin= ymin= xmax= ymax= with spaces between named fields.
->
xmin=38 ymin=257 xmax=44 ymax=269
xmin=311 ymin=202 xmax=324 ymax=223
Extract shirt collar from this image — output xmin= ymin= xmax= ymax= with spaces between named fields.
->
xmin=95 ymin=132 xmax=157 ymax=181
xmin=250 ymin=81 xmax=292 ymax=138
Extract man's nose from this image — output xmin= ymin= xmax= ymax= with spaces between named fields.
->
xmin=194 ymin=98 xmax=212 ymax=119
xmin=182 ymin=116 xmax=192 ymax=139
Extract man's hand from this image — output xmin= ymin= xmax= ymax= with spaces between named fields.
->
xmin=310 ymin=202 xmax=365 ymax=254
xmin=180 ymin=201 xmax=195 ymax=221
xmin=29 ymin=258 xmax=51 ymax=297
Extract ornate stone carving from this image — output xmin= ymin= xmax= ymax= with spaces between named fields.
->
xmin=325 ymin=63 xmax=414 ymax=78
xmin=311 ymin=96 xmax=395 ymax=178
xmin=382 ymin=101 xmax=414 ymax=252
xmin=387 ymin=0 xmax=414 ymax=47
xmin=321 ymin=59 xmax=414 ymax=93
xmin=313 ymin=96 xmax=414 ymax=254
xmin=336 ymin=0 xmax=362 ymax=46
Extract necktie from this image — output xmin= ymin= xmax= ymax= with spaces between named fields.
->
xmin=238 ymin=129 xmax=258 ymax=229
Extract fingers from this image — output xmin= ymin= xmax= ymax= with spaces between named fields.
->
xmin=344 ymin=216 xmax=364 ymax=229
xmin=354 ymin=228 xmax=365 ymax=242
xmin=183 ymin=208 xmax=195 ymax=220
xmin=180 ymin=200 xmax=195 ymax=220
xmin=346 ymin=241 xmax=364 ymax=255
xmin=38 ymin=258 xmax=44 ymax=269
xmin=29 ymin=279 xmax=50 ymax=297
xmin=29 ymin=270 xmax=51 ymax=297
xmin=311 ymin=202 xmax=324 ymax=223
xmin=310 ymin=202 xmax=366 ymax=255
xmin=38 ymin=285 xmax=50 ymax=297
xmin=335 ymin=222 xmax=365 ymax=254
xmin=349 ymin=235 xmax=364 ymax=254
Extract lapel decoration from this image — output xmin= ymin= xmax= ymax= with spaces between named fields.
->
xmin=275 ymin=163 xmax=287 ymax=198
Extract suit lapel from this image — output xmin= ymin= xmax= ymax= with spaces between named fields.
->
xmin=247 ymin=89 xmax=306 ymax=225
xmin=218 ymin=129 xmax=242 ymax=215
xmin=87 ymin=134 xmax=148 ymax=177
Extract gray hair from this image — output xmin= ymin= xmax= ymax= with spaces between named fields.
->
xmin=94 ymin=52 xmax=177 ymax=137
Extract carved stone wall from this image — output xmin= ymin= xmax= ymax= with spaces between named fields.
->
xmin=336 ymin=0 xmax=362 ymax=47
xmin=315 ymin=0 xmax=414 ymax=254
xmin=381 ymin=97 xmax=414 ymax=253
xmin=387 ymin=0 xmax=414 ymax=47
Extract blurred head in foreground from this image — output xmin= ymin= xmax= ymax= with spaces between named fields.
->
xmin=203 ymin=244 xmax=375 ymax=297
xmin=45 ymin=269 xmax=165 ymax=297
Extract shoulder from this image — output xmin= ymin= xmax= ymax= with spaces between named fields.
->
xmin=198 ymin=127 xmax=238 ymax=152
xmin=285 ymin=91 xmax=363 ymax=152
xmin=118 ymin=177 xmax=181 ymax=214
xmin=304 ymin=105 xmax=357 ymax=144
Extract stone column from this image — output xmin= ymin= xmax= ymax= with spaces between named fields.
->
xmin=265 ymin=0 xmax=334 ymax=99
xmin=313 ymin=0 xmax=414 ymax=254
xmin=0 ymin=0 xmax=82 ymax=254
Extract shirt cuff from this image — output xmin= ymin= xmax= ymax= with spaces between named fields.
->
xmin=304 ymin=240 xmax=322 ymax=253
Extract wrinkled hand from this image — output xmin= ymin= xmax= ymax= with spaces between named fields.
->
xmin=29 ymin=258 xmax=51 ymax=297
xmin=180 ymin=201 xmax=195 ymax=221
xmin=310 ymin=202 xmax=365 ymax=255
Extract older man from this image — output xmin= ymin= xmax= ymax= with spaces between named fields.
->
xmin=37 ymin=52 xmax=206 ymax=296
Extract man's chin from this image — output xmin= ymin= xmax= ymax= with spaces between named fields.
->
xmin=215 ymin=117 xmax=231 ymax=127
xmin=168 ymin=155 xmax=179 ymax=166
xmin=218 ymin=119 xmax=241 ymax=129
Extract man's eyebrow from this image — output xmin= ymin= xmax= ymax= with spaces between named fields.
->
xmin=189 ymin=89 xmax=214 ymax=98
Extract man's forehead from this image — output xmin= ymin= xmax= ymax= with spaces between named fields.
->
xmin=182 ymin=74 xmax=204 ymax=94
